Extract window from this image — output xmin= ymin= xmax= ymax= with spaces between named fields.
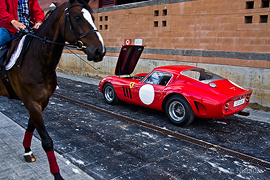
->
xmin=143 ymin=71 xmax=173 ymax=86
xmin=181 ymin=68 xmax=224 ymax=83
xmin=154 ymin=21 xmax=158 ymax=27
xmin=246 ymin=1 xmax=254 ymax=9
xmin=99 ymin=0 xmax=115 ymax=8
xmin=261 ymin=0 xmax=270 ymax=8
xmin=99 ymin=0 xmax=149 ymax=8
xmin=154 ymin=10 xmax=159 ymax=16
xmin=245 ymin=16 xmax=253 ymax=23
xmin=260 ymin=15 xmax=268 ymax=23
xmin=163 ymin=9 xmax=167 ymax=16
xmin=117 ymin=0 xmax=148 ymax=5
xmin=162 ymin=21 xmax=167 ymax=27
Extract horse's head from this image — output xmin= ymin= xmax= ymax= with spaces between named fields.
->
xmin=61 ymin=0 xmax=105 ymax=62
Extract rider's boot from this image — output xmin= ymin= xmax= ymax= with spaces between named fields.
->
xmin=0 ymin=44 xmax=9 ymax=76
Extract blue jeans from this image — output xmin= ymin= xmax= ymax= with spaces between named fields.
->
xmin=0 ymin=27 xmax=19 ymax=46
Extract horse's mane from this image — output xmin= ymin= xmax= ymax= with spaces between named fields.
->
xmin=44 ymin=9 xmax=55 ymax=20
xmin=76 ymin=0 xmax=93 ymax=13
xmin=43 ymin=3 xmax=60 ymax=22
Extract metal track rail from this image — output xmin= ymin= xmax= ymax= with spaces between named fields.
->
xmin=54 ymin=93 xmax=270 ymax=169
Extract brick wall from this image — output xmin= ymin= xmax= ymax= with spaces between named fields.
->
xmin=91 ymin=0 xmax=270 ymax=69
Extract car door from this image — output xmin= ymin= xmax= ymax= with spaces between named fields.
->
xmin=132 ymin=71 xmax=173 ymax=109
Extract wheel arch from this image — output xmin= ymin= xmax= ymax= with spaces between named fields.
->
xmin=102 ymin=82 xmax=120 ymax=105
xmin=163 ymin=93 xmax=195 ymax=126
xmin=162 ymin=93 xmax=188 ymax=112
xmin=102 ymin=82 xmax=113 ymax=93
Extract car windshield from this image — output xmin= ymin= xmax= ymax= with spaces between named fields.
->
xmin=181 ymin=68 xmax=224 ymax=83
xmin=143 ymin=71 xmax=173 ymax=86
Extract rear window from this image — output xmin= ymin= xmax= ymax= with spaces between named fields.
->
xmin=181 ymin=68 xmax=224 ymax=83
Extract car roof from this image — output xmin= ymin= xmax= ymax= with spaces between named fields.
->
xmin=153 ymin=65 xmax=198 ymax=74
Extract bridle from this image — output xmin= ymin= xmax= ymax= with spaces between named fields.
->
xmin=19 ymin=0 xmax=101 ymax=71
xmin=63 ymin=0 xmax=98 ymax=50
xmin=26 ymin=0 xmax=98 ymax=50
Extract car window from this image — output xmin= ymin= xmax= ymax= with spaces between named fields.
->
xmin=181 ymin=68 xmax=224 ymax=83
xmin=143 ymin=71 xmax=173 ymax=86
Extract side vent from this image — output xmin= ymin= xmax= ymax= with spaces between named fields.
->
xmin=194 ymin=101 xmax=207 ymax=115
xmin=122 ymin=87 xmax=132 ymax=99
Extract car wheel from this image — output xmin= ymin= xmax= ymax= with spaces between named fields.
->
xmin=103 ymin=83 xmax=119 ymax=105
xmin=165 ymin=95 xmax=195 ymax=126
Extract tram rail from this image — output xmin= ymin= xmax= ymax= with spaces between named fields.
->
xmin=54 ymin=92 xmax=270 ymax=169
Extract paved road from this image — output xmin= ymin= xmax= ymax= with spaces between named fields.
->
xmin=0 ymin=72 xmax=269 ymax=180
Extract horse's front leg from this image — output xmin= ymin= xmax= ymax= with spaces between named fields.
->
xmin=27 ymin=103 xmax=64 ymax=180
xmin=23 ymin=118 xmax=36 ymax=162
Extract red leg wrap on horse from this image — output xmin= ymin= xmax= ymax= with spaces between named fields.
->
xmin=46 ymin=150 xmax=60 ymax=174
xmin=23 ymin=131 xmax=34 ymax=148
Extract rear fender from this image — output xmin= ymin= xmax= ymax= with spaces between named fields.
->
xmin=161 ymin=84 xmax=223 ymax=116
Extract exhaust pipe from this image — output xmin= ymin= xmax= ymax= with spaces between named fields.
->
xmin=237 ymin=110 xmax=250 ymax=116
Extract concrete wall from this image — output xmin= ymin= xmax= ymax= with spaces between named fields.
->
xmin=57 ymin=53 xmax=270 ymax=109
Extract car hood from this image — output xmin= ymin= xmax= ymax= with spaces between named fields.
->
xmin=115 ymin=45 xmax=144 ymax=75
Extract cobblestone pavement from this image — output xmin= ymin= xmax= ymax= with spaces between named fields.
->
xmin=0 ymin=112 xmax=94 ymax=180
xmin=0 ymin=72 xmax=269 ymax=180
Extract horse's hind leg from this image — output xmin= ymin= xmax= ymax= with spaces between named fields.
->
xmin=23 ymin=118 xmax=36 ymax=162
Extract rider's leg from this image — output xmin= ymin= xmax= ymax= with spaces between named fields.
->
xmin=0 ymin=27 xmax=13 ymax=46
xmin=0 ymin=27 xmax=19 ymax=46
xmin=0 ymin=28 xmax=20 ymax=70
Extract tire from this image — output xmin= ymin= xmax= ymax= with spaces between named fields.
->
xmin=103 ymin=83 xmax=119 ymax=105
xmin=165 ymin=95 xmax=195 ymax=126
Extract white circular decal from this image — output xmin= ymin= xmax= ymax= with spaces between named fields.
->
xmin=139 ymin=84 xmax=155 ymax=105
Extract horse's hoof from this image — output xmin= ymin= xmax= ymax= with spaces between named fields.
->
xmin=53 ymin=172 xmax=64 ymax=180
xmin=24 ymin=151 xmax=36 ymax=162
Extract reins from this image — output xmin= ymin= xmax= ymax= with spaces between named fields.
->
xmin=23 ymin=32 xmax=100 ymax=70
xmin=64 ymin=46 xmax=100 ymax=70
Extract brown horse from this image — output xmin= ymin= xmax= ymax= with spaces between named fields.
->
xmin=0 ymin=0 xmax=105 ymax=179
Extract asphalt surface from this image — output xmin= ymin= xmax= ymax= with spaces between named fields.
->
xmin=0 ymin=72 xmax=269 ymax=180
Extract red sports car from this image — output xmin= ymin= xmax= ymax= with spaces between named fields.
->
xmin=98 ymin=45 xmax=253 ymax=126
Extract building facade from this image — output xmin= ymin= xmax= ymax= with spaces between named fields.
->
xmin=57 ymin=0 xmax=270 ymax=109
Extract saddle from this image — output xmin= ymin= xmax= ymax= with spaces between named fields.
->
xmin=0 ymin=34 xmax=32 ymax=100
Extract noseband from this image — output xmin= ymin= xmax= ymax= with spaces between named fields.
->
xmin=64 ymin=1 xmax=98 ymax=50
